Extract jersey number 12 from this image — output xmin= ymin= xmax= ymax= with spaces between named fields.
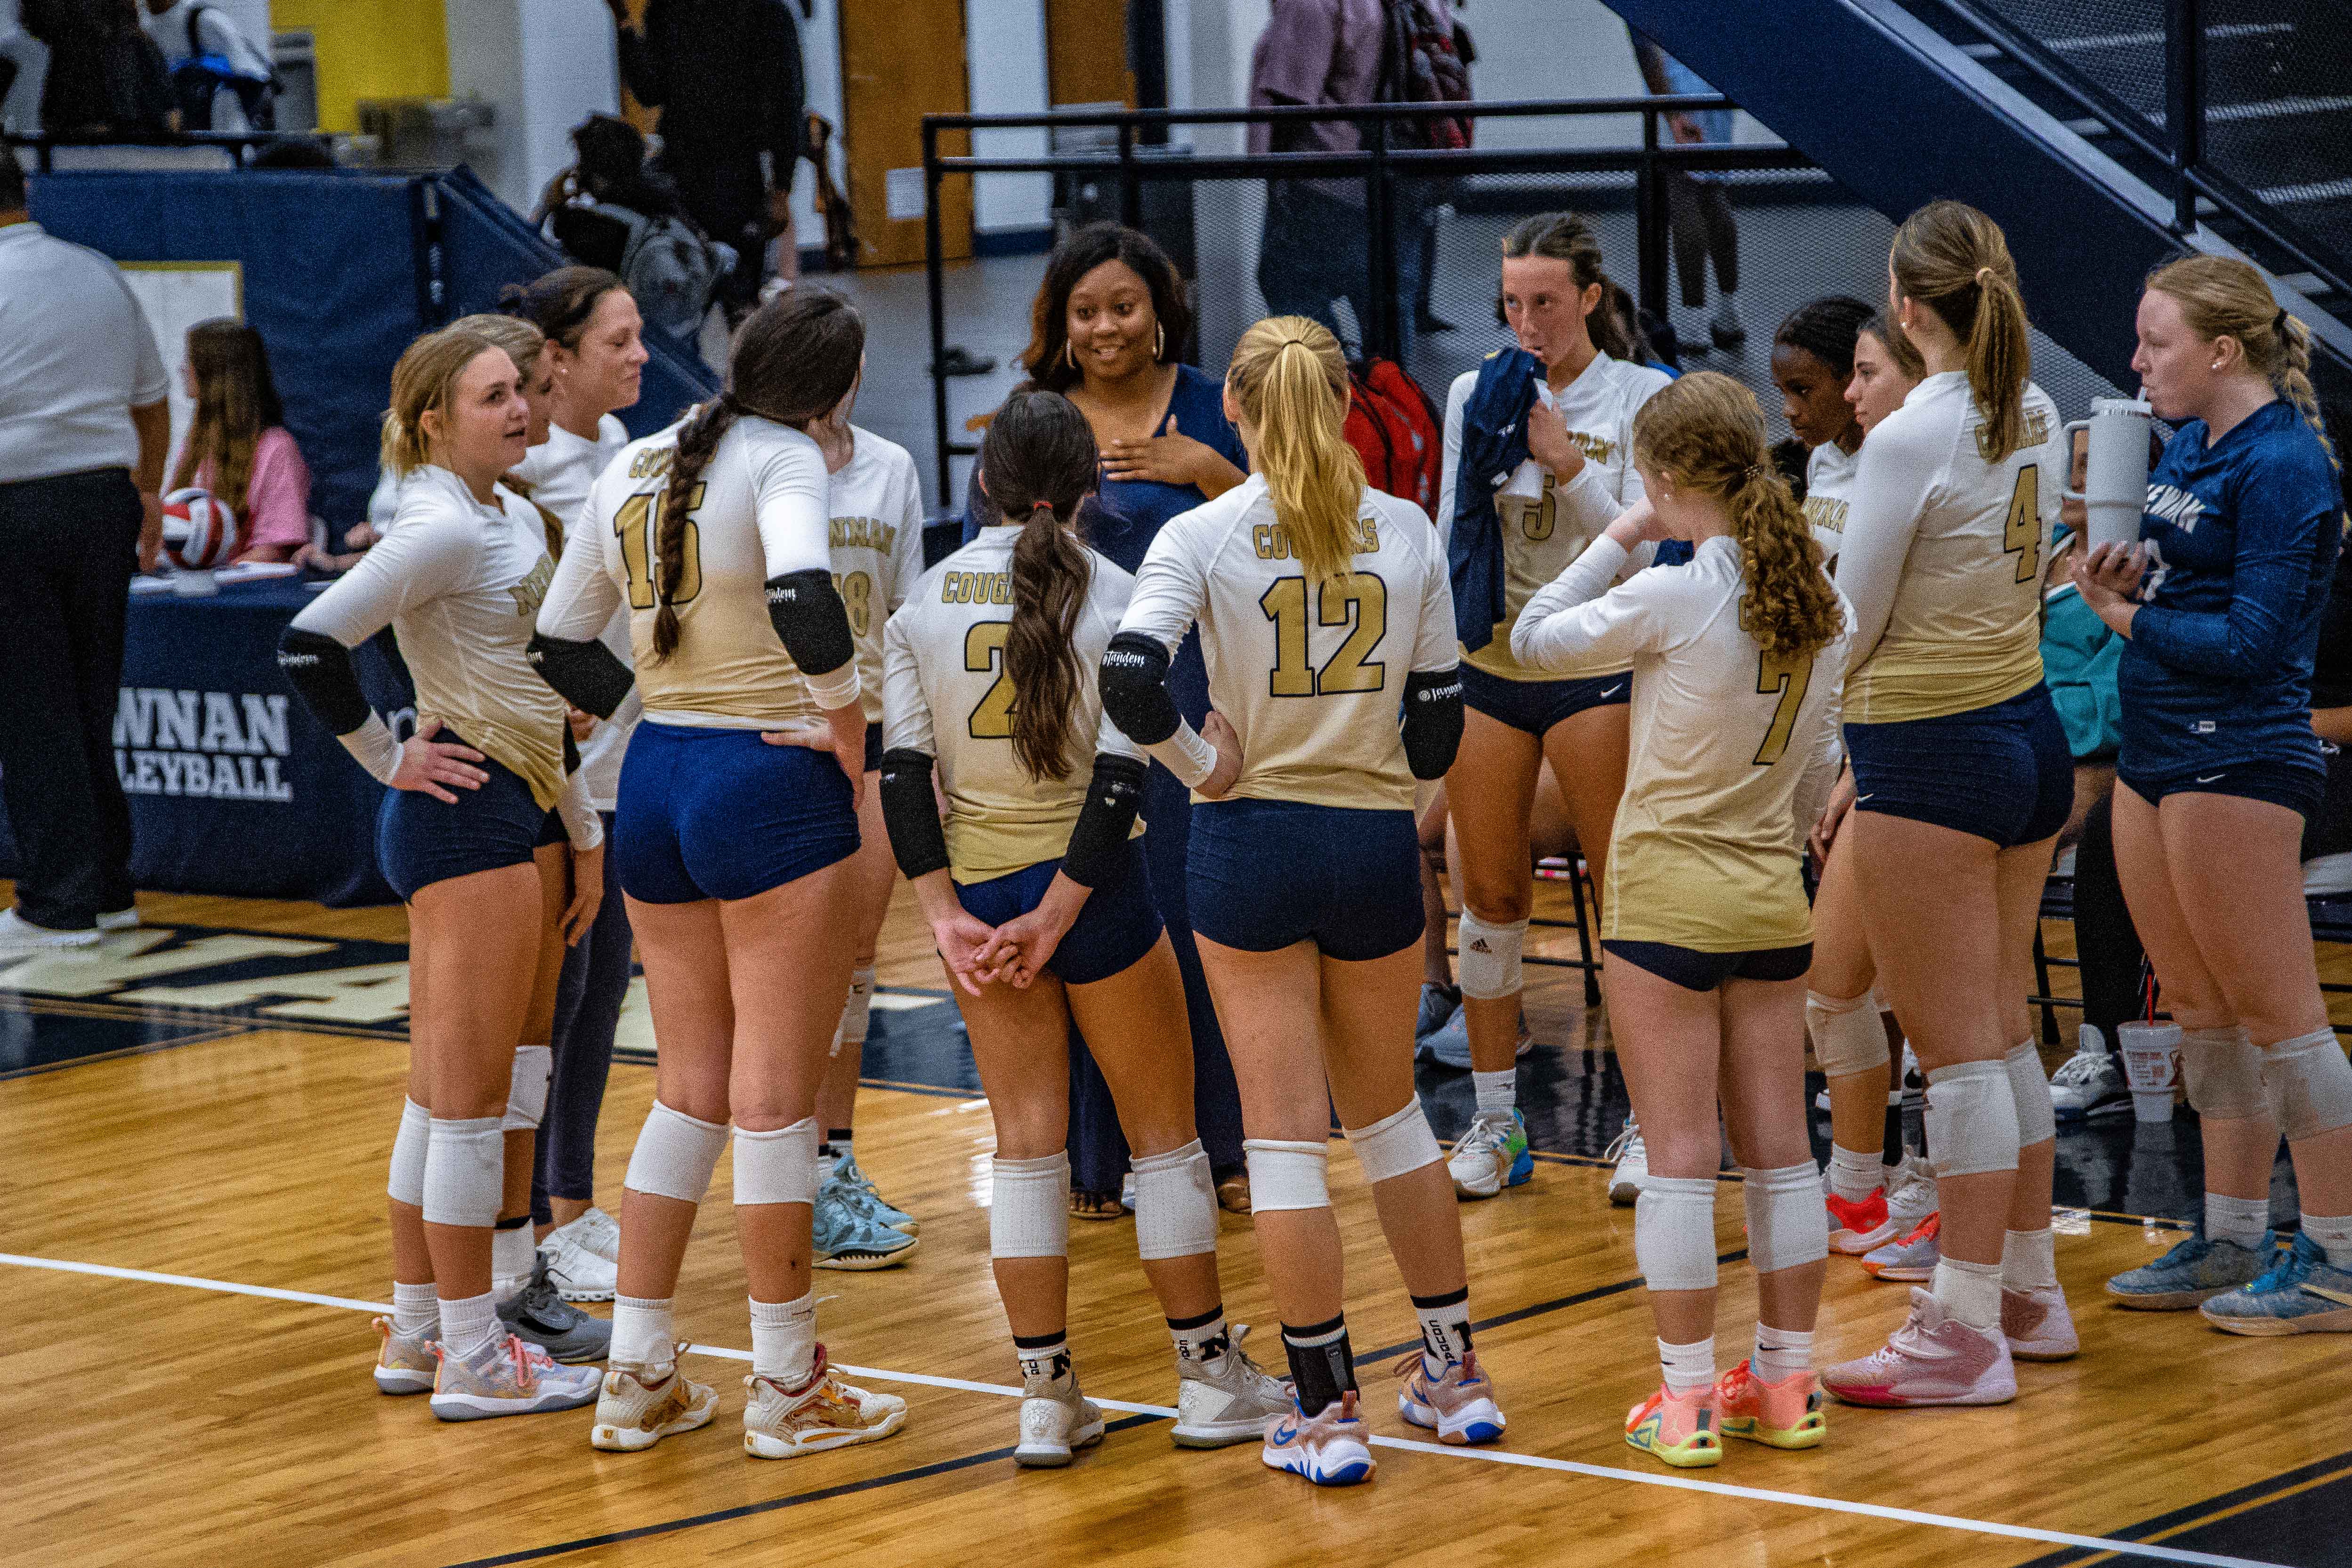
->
xmin=1261 ymin=575 xmax=1388 ymax=697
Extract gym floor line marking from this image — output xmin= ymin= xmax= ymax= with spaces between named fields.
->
xmin=0 ymin=1249 xmax=2293 ymax=1568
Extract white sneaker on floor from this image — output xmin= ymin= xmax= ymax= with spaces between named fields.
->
xmin=1172 ymin=1326 xmax=1292 ymax=1448
xmin=1605 ymin=1117 xmax=1646 ymax=1206
xmin=2049 ymin=1028 xmax=2130 ymax=1121
xmin=1015 ymin=1369 xmax=1105 ymax=1468
xmin=1900 ymin=1042 xmax=1924 ymax=1104
xmin=591 ymin=1348 xmax=718 ymax=1451
xmin=542 ymin=1220 xmax=618 ymax=1302
xmin=743 ymin=1349 xmax=907 ymax=1458
xmin=571 ymin=1205 xmax=622 ymax=1265
xmin=0 ymin=908 xmax=100 ymax=954
xmin=96 ymin=907 xmax=139 ymax=931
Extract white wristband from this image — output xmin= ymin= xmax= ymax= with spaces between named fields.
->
xmin=1155 ymin=722 xmax=1217 ymax=791
xmin=806 ymin=663 xmax=862 ymax=712
xmin=338 ymin=714 xmax=402 ymax=785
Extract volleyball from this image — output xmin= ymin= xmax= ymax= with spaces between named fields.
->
xmin=162 ymin=488 xmax=243 ymax=570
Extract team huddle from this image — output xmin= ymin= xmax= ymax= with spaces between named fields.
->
xmin=276 ymin=194 xmax=2352 ymax=1487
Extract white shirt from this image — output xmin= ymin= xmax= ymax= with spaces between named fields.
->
xmin=143 ymin=1 xmax=273 ymax=133
xmin=1837 ymin=372 xmax=2065 ymax=723
xmin=1435 ymin=350 xmax=1672 ymax=680
xmin=513 ymin=416 xmax=636 ymax=809
xmin=1803 ymin=439 xmax=1861 ymax=565
xmin=1512 ymin=533 xmax=1851 ymax=951
xmin=1118 ymin=475 xmax=1457 ymax=812
xmin=826 ymin=427 xmax=928 ymax=728
xmin=883 ymin=526 xmax=1143 ymax=882
xmin=540 ymin=412 xmax=851 ymax=729
xmin=0 ymin=222 xmax=170 ymax=484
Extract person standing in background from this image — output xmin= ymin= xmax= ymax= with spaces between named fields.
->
xmin=0 ymin=151 xmax=168 ymax=953
xmin=606 ymin=0 xmax=803 ymax=320
xmin=21 ymin=0 xmax=173 ymax=137
xmin=142 ymin=0 xmax=273 ymax=133
xmin=1630 ymin=31 xmax=1743 ymax=352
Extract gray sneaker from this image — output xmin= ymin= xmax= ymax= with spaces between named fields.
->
xmin=814 ymin=1177 xmax=919 ymax=1270
xmin=834 ymin=1156 xmax=917 ymax=1234
xmin=1415 ymin=982 xmax=1462 ymax=1040
xmin=497 ymin=1252 xmax=612 ymax=1362
xmin=2107 ymin=1227 xmax=2277 ymax=1310
xmin=1172 ymin=1324 xmax=1293 ymax=1448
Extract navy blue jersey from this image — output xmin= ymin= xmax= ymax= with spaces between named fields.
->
xmin=2119 ymin=399 xmax=2344 ymax=782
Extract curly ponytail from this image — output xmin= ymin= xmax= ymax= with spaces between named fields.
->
xmin=1633 ymin=371 xmax=1843 ymax=662
xmin=2145 ymin=252 xmax=2339 ymax=473
xmin=1891 ymin=200 xmax=2034 ymax=462
xmin=1227 ymin=316 xmax=1365 ymax=586
xmin=979 ymin=390 xmax=1101 ymax=781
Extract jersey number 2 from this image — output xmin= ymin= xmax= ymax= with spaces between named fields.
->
xmin=965 ymin=622 xmax=1016 ymax=739
xmin=614 ymin=485 xmax=707 ymax=610
xmin=2004 ymin=466 xmax=2041 ymax=584
xmin=1261 ymin=575 xmax=1388 ymax=697
xmin=1754 ymin=649 xmax=1815 ymax=766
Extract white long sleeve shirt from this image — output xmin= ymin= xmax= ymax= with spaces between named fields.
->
xmin=827 ymin=427 xmax=928 ymax=729
xmin=512 ymin=416 xmax=635 ymax=809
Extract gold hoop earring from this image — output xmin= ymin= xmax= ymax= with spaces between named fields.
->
xmin=1154 ymin=322 xmax=1166 ymax=360
xmin=1065 ymin=338 xmax=1078 ymax=371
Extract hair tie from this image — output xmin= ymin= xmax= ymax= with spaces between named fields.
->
xmin=2274 ymin=307 xmax=2291 ymax=335
xmin=1975 ymin=266 xmax=1995 ymax=287
xmin=1030 ymin=499 xmax=1056 ymax=516
xmin=1743 ymin=463 xmax=1766 ymax=483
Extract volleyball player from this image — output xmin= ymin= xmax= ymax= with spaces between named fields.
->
xmin=278 ymin=326 xmax=605 ymax=1419
xmin=1816 ymin=203 xmax=2075 ymax=1410
xmin=878 ymin=389 xmax=1288 ymax=1464
xmin=1103 ymin=316 xmax=1503 ymax=1487
xmin=1513 ymin=371 xmax=1848 ymax=1467
xmin=1769 ymin=297 xmax=1872 ymax=567
xmin=1437 ymin=212 xmax=1669 ymax=1202
xmin=2075 ymin=256 xmax=2352 ymax=1327
xmin=531 ymin=289 xmax=907 ymax=1457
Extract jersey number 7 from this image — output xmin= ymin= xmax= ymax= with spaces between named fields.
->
xmin=1754 ymin=648 xmax=1815 ymax=766
xmin=1261 ymin=574 xmax=1388 ymax=697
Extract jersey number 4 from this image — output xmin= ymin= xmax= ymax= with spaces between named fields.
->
xmin=1753 ymin=648 xmax=1815 ymax=767
xmin=2004 ymin=465 xmax=2041 ymax=584
xmin=1261 ymin=575 xmax=1388 ymax=697
xmin=965 ymin=622 xmax=1016 ymax=739
xmin=614 ymin=485 xmax=708 ymax=609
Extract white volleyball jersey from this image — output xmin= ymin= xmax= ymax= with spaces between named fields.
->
xmin=1436 ymin=349 xmax=1672 ymax=681
xmin=513 ymin=415 xmax=637 ymax=807
xmin=292 ymin=465 xmax=568 ymax=807
xmin=541 ymin=412 xmax=844 ymax=730
xmin=1836 ymin=372 xmax=2065 ymax=723
xmin=1119 ymin=475 xmax=1457 ymax=811
xmin=882 ymin=525 xmax=1144 ymax=883
xmin=828 ymin=427 xmax=928 ymax=728
xmin=1512 ymin=533 xmax=1851 ymax=951
xmin=1803 ymin=438 xmax=1861 ymax=566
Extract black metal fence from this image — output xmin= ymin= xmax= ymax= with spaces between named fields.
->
xmin=6 ymin=129 xmax=335 ymax=171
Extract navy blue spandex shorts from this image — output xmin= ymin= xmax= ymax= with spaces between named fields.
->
xmin=2119 ymin=758 xmax=2326 ymax=819
xmin=1187 ymin=798 xmax=1423 ymax=962
xmin=1459 ymin=661 xmax=1630 ymax=737
xmin=1603 ymin=939 xmax=1814 ymax=993
xmin=954 ymin=838 xmax=1163 ymax=986
xmin=614 ymin=720 xmax=859 ymax=904
xmin=375 ymin=736 xmax=554 ymax=901
xmin=1845 ymin=683 xmax=2073 ymax=848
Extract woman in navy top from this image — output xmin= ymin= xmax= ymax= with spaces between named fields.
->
xmin=2072 ymin=253 xmax=2352 ymax=1332
xmin=965 ymin=224 xmax=1250 ymax=1217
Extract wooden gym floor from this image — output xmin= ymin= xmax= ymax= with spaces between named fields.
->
xmin=6 ymin=878 xmax=2352 ymax=1568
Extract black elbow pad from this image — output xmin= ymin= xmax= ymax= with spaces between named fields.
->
xmin=878 ymin=746 xmax=951 ymax=881
xmin=526 ymin=632 xmax=636 ymax=720
xmin=1099 ymin=632 xmax=1181 ymax=746
xmin=1401 ymin=667 xmax=1465 ymax=781
xmin=1061 ymin=753 xmax=1149 ymax=889
xmin=276 ymin=626 xmax=372 ymax=736
xmin=764 ymin=568 xmax=857 ymax=679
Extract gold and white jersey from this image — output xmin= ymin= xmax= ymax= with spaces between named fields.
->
xmin=1512 ymin=533 xmax=1851 ymax=952
xmin=828 ymin=426 xmax=927 ymax=728
xmin=293 ymin=464 xmax=568 ymax=807
xmin=541 ymin=412 xmax=850 ymax=730
xmin=1803 ymin=438 xmax=1861 ymax=566
xmin=882 ymin=525 xmax=1144 ymax=884
xmin=1119 ymin=474 xmax=1457 ymax=811
xmin=1836 ymin=372 xmax=2064 ymax=724
xmin=1436 ymin=350 xmax=1672 ymax=681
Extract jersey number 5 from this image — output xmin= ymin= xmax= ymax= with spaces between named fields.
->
xmin=1754 ymin=648 xmax=1815 ymax=767
xmin=614 ymin=485 xmax=708 ymax=610
xmin=1261 ymin=574 xmax=1389 ymax=697
xmin=965 ymin=621 xmax=1016 ymax=739
xmin=2004 ymin=465 xmax=2041 ymax=584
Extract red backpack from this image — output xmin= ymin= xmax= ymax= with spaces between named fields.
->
xmin=1345 ymin=358 xmax=1444 ymax=519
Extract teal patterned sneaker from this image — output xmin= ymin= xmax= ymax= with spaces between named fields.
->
xmin=2201 ymin=1232 xmax=2352 ymax=1335
xmin=834 ymin=1156 xmax=917 ymax=1235
xmin=2106 ymin=1228 xmax=2276 ymax=1310
xmin=1447 ymin=1109 xmax=1533 ymax=1200
xmin=814 ymin=1177 xmax=919 ymax=1270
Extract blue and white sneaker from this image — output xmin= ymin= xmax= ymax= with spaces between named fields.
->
xmin=1261 ymin=1390 xmax=1375 ymax=1486
xmin=2200 ymin=1232 xmax=2352 ymax=1335
xmin=2106 ymin=1227 xmax=2276 ymax=1310
xmin=1447 ymin=1109 xmax=1532 ymax=1200
xmin=813 ymin=1177 xmax=920 ymax=1270
xmin=1396 ymin=1350 xmax=1505 ymax=1444
xmin=1416 ymin=982 xmax=1462 ymax=1040
xmin=833 ymin=1156 xmax=917 ymax=1235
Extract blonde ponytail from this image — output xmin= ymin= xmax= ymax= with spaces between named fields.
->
xmin=1891 ymin=201 xmax=2034 ymax=462
xmin=1227 ymin=316 xmax=1366 ymax=585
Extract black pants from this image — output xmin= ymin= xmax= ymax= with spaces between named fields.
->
xmin=2072 ymin=792 xmax=2148 ymax=1047
xmin=0 ymin=469 xmax=140 ymax=929
xmin=663 ymin=147 xmax=769 ymax=316
xmin=1667 ymin=171 xmax=1738 ymax=309
xmin=533 ymin=812 xmax=634 ymax=1226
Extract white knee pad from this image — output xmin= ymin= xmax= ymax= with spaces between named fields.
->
xmin=733 ymin=1117 xmax=819 ymax=1206
xmin=421 ymin=1115 xmax=503 ymax=1228
xmin=1923 ymin=1059 xmax=2021 ymax=1179
xmin=2181 ymin=1025 xmax=2270 ymax=1120
xmin=1634 ymin=1174 xmax=1719 ymax=1292
xmin=623 ymin=1100 xmax=730 ymax=1204
xmin=990 ymin=1152 xmax=1071 ymax=1259
xmin=1343 ymin=1100 xmax=1442 ymax=1185
xmin=1243 ymin=1138 xmax=1330 ymax=1212
xmin=1130 ymin=1139 xmax=1219 ymax=1260
xmin=1741 ymin=1163 xmax=1829 ymax=1275
xmin=2004 ymin=1042 xmax=2057 ymax=1147
xmin=2261 ymin=1026 xmax=2352 ymax=1141
xmin=388 ymin=1098 xmax=430 ymax=1207
xmin=1806 ymin=990 xmax=1886 ymax=1079
xmin=838 ymin=966 xmax=875 ymax=1051
xmin=501 ymin=1044 xmax=552 ymax=1132
xmin=1456 ymin=911 xmax=1528 ymax=1002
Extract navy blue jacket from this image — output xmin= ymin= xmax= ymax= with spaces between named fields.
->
xmin=1447 ymin=348 xmax=1542 ymax=651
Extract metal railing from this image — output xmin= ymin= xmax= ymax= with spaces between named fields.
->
xmin=6 ymin=129 xmax=335 ymax=171
xmin=918 ymin=96 xmax=1813 ymax=503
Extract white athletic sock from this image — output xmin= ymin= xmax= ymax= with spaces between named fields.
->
xmin=750 ymin=1292 xmax=817 ymax=1387
xmin=2206 ymin=1191 xmax=2270 ymax=1250
xmin=438 ymin=1289 xmax=500 ymax=1358
xmin=1930 ymin=1256 xmax=2003 ymax=1332
xmin=1751 ymin=1323 xmax=1812 ymax=1383
xmin=611 ymin=1294 xmax=677 ymax=1369
xmin=1472 ymin=1069 xmax=1517 ymax=1120
xmin=1414 ymin=1288 xmax=1473 ymax=1377
xmin=1826 ymin=1144 xmax=1881 ymax=1204
xmin=491 ymin=1222 xmax=536 ymax=1299
xmin=2000 ymin=1227 xmax=2058 ymax=1293
xmin=391 ymin=1280 xmax=438 ymax=1340
xmin=2301 ymin=1212 xmax=2352 ymax=1270
xmin=1657 ymin=1335 xmax=1715 ymax=1396
xmin=1168 ymin=1309 xmax=1231 ymax=1366
xmin=1015 ymin=1332 xmax=1071 ymax=1385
